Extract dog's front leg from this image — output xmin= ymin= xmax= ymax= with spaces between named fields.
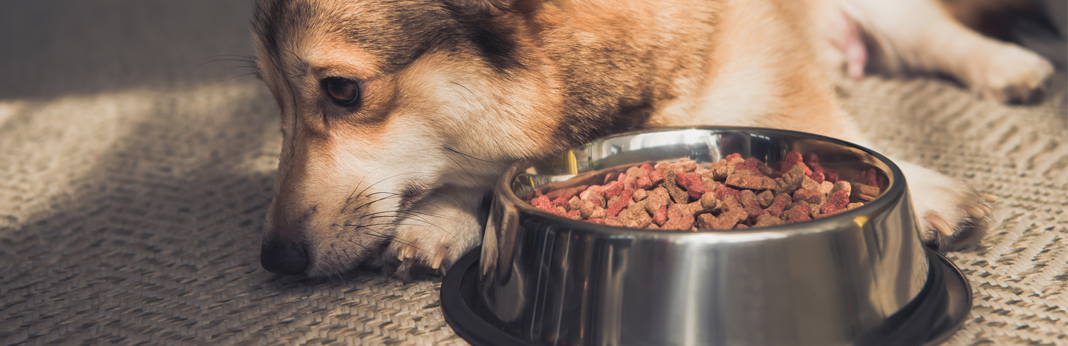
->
xmin=387 ymin=185 xmax=485 ymax=277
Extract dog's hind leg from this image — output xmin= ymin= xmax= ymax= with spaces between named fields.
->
xmin=839 ymin=0 xmax=1054 ymax=103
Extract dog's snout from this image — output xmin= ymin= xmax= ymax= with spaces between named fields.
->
xmin=260 ymin=237 xmax=309 ymax=275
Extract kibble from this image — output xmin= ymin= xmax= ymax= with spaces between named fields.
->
xmin=526 ymin=152 xmax=881 ymax=230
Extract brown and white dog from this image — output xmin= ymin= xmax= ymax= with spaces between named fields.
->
xmin=252 ymin=0 xmax=1054 ymax=277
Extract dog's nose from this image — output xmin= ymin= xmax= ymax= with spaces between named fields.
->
xmin=260 ymin=238 xmax=309 ymax=275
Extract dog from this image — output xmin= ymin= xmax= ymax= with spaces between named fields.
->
xmin=252 ymin=0 xmax=1054 ymax=277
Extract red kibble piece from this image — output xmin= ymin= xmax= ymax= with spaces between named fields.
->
xmin=532 ymin=195 xmax=570 ymax=217
xmin=606 ymin=189 xmax=635 ymax=217
xmin=634 ymin=176 xmax=653 ymax=190
xmin=652 ymin=205 xmax=668 ymax=226
xmin=647 ymin=170 xmax=665 ymax=186
xmin=782 ymin=151 xmax=812 ymax=175
xmin=733 ymin=157 xmax=768 ymax=175
xmin=765 ymin=194 xmax=791 ymax=217
xmin=715 ymin=185 xmax=742 ymax=201
xmin=532 ymin=195 xmax=552 ymax=211
xmin=676 ymin=172 xmax=711 ymax=200
xmin=603 ymin=181 xmax=624 ymax=198
xmin=811 ymin=171 xmax=825 ymax=184
xmin=820 ymin=190 xmax=850 ymax=216
xmin=785 ymin=204 xmax=812 ymax=223
xmin=743 ymin=199 xmax=763 ymax=220
xmin=725 ymin=153 xmax=742 ymax=160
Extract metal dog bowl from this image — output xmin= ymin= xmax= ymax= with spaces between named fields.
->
xmin=442 ymin=127 xmax=971 ymax=346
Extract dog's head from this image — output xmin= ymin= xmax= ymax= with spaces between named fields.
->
xmin=252 ymin=0 xmax=565 ymax=276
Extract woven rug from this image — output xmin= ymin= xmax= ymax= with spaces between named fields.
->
xmin=1 ymin=1 xmax=1065 ymax=345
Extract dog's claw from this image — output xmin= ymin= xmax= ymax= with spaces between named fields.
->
xmin=925 ymin=212 xmax=956 ymax=237
xmin=430 ymin=245 xmax=449 ymax=270
xmin=396 ymin=242 xmax=417 ymax=261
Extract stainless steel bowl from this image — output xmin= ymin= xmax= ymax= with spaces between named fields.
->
xmin=441 ymin=127 xmax=970 ymax=346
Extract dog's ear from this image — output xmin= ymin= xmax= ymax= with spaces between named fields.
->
xmin=444 ymin=0 xmax=539 ymax=15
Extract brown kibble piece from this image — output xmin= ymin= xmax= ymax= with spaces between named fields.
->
xmin=632 ymin=188 xmax=648 ymax=202
xmin=662 ymin=204 xmax=695 ymax=230
xmin=580 ymin=200 xmax=606 ymax=219
xmin=618 ymin=203 xmax=653 ymax=228
xmin=726 ymin=172 xmax=778 ymax=190
xmin=699 ymin=192 xmax=719 ymax=209
xmin=664 ymin=171 xmax=690 ymax=204
xmin=792 ymin=188 xmax=823 ymax=204
xmin=753 ymin=214 xmax=785 ymax=227
xmin=568 ymin=196 xmax=581 ymax=210
xmin=777 ymin=164 xmax=807 ymax=195
xmin=831 ymin=181 xmax=851 ymax=196
xmin=852 ymin=182 xmax=879 ymax=202
xmin=739 ymin=189 xmax=757 ymax=205
xmin=756 ymin=190 xmax=775 ymax=208
xmin=712 ymin=165 xmax=734 ymax=180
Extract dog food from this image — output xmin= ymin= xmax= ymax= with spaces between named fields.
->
xmin=525 ymin=152 xmax=881 ymax=230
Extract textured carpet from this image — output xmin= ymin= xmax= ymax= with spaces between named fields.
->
xmin=1 ymin=1 xmax=1065 ymax=345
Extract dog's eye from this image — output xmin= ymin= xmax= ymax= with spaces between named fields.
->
xmin=322 ymin=77 xmax=361 ymax=107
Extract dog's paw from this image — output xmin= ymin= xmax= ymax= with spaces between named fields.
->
xmin=385 ymin=189 xmax=484 ymax=279
xmin=390 ymin=223 xmax=478 ymax=275
xmin=898 ymin=161 xmax=996 ymax=251
xmin=967 ymin=43 xmax=1054 ymax=104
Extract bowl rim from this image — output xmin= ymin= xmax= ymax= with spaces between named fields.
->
xmin=496 ymin=126 xmax=909 ymax=239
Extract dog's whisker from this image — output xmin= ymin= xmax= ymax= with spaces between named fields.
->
xmin=443 ymin=151 xmax=480 ymax=181
xmin=443 ymin=145 xmax=493 ymax=163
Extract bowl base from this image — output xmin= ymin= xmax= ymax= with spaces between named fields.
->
xmin=441 ymin=247 xmax=971 ymax=346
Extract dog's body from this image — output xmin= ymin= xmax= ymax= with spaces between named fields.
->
xmin=253 ymin=0 xmax=1053 ymax=277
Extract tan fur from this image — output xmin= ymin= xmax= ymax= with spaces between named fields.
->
xmin=253 ymin=0 xmax=1052 ymax=277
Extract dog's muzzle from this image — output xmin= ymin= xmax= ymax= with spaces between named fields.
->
xmin=260 ymin=237 xmax=309 ymax=275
